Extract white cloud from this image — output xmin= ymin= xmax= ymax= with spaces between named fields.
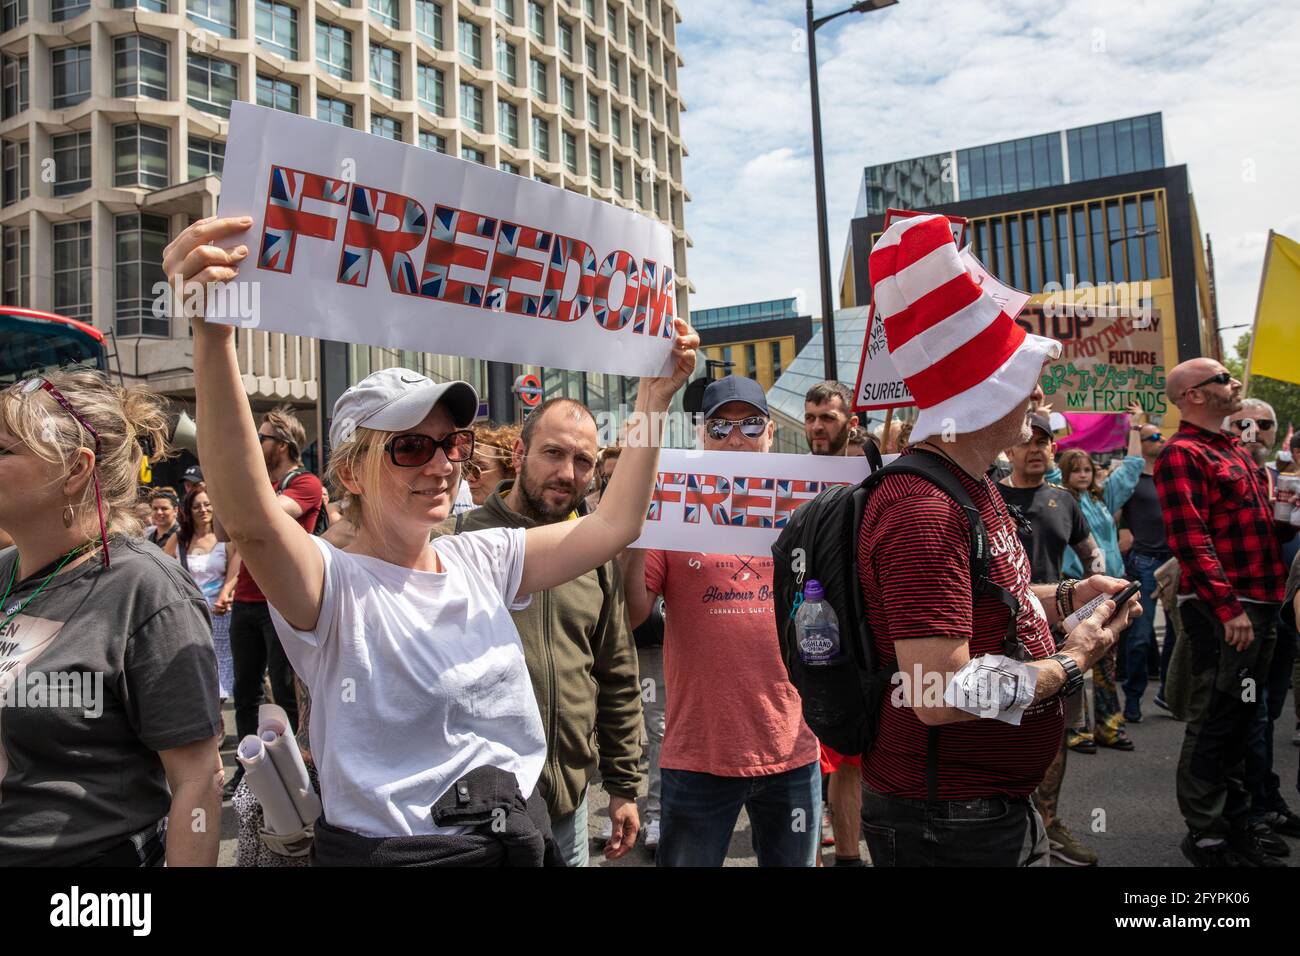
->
xmin=676 ymin=0 xmax=1300 ymax=355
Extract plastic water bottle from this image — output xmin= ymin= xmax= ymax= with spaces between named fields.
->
xmin=795 ymin=580 xmax=841 ymax=666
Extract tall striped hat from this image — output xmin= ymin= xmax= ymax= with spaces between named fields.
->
xmin=869 ymin=214 xmax=1060 ymax=443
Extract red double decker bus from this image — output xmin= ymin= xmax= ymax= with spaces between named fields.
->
xmin=0 ymin=307 xmax=110 ymax=386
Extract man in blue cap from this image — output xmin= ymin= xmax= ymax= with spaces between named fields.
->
xmin=622 ymin=375 xmax=822 ymax=866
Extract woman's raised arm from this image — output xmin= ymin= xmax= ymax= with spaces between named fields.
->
xmin=164 ymin=216 xmax=325 ymax=631
xmin=518 ymin=320 xmax=697 ymax=596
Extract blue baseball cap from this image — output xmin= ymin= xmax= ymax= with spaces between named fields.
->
xmin=702 ymin=375 xmax=769 ymax=419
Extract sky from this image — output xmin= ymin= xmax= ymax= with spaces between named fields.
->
xmin=675 ymin=0 xmax=1300 ymax=355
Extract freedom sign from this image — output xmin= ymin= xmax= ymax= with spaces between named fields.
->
xmin=853 ymin=209 xmax=967 ymax=412
xmin=209 ymin=102 xmax=678 ymax=377
xmin=630 ymin=449 xmax=879 ymax=556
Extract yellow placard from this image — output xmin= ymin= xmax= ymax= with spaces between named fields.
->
xmin=1247 ymin=232 xmax=1300 ymax=386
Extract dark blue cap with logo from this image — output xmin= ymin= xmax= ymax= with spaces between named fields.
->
xmin=702 ymin=375 xmax=770 ymax=419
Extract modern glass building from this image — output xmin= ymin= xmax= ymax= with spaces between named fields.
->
xmin=773 ymin=112 xmax=1218 ymax=442
xmin=856 ymin=114 xmax=1167 ymax=217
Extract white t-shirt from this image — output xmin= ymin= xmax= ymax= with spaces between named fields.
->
xmin=267 ymin=529 xmax=545 ymax=838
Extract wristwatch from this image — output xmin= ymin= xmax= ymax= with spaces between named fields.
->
xmin=1048 ymin=653 xmax=1084 ymax=696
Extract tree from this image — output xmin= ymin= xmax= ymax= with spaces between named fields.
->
xmin=1226 ymin=331 xmax=1300 ymax=444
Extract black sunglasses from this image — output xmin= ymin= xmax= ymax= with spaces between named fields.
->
xmin=1230 ymin=418 xmax=1275 ymax=432
xmin=1184 ymin=371 xmax=1232 ymax=396
xmin=706 ymin=416 xmax=768 ymax=441
xmin=384 ymin=430 xmax=475 ymax=467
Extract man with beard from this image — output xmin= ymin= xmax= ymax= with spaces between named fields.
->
xmin=438 ymin=398 xmax=643 ymax=866
xmin=1226 ymin=399 xmax=1280 ymax=484
xmin=804 ymin=380 xmax=859 ymax=456
xmin=1157 ymin=359 xmax=1291 ymax=866
xmin=222 ymin=406 xmax=321 ymax=797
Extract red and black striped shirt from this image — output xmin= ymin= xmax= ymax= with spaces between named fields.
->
xmin=857 ymin=450 xmax=1064 ymax=799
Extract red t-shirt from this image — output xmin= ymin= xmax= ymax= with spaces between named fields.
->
xmin=233 ymin=471 xmax=325 ymax=603
xmin=644 ymin=550 xmax=820 ymax=777
xmin=856 ymin=451 xmax=1064 ymax=799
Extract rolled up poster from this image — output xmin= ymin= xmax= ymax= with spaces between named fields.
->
xmin=257 ymin=704 xmax=322 ymax=827
xmin=236 ymin=734 xmax=305 ymax=834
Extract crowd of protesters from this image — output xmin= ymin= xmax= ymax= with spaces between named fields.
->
xmin=1 ymin=211 xmax=1298 ymax=870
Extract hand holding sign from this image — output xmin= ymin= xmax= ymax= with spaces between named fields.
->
xmin=162 ymin=215 xmax=255 ymax=339
xmin=639 ymin=318 xmax=699 ymax=412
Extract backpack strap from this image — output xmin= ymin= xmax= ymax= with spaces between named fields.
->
xmin=454 ymin=511 xmax=466 ymax=534
xmin=865 ymin=449 xmax=1021 ymax=657
xmin=277 ymin=467 xmax=306 ymax=494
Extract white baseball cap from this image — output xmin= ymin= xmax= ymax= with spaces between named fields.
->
xmin=329 ymin=368 xmax=478 ymax=448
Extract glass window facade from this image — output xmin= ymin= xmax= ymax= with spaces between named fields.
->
xmin=187 ymin=53 xmax=238 ymax=117
xmin=317 ymin=94 xmax=354 ymax=127
xmin=369 ymin=0 xmax=398 ymax=28
xmin=459 ymin=82 xmax=483 ymax=132
xmin=2 ymin=225 xmax=30 ymax=308
xmin=188 ymin=135 xmax=225 ymax=178
xmin=52 ymin=45 xmax=92 ymax=109
xmin=114 ymin=122 xmax=169 ymax=188
xmin=496 ymin=37 xmax=517 ymax=85
xmin=419 ymin=130 xmax=446 ymax=153
xmin=187 ymin=0 xmax=236 ymax=37
xmin=532 ymin=115 xmax=549 ymax=161
xmin=370 ymin=43 xmax=401 ymax=97
xmin=2 ymin=138 xmax=28 ymax=206
xmin=418 ymin=64 xmax=444 ymax=114
xmin=316 ymin=21 xmax=353 ymax=80
xmin=115 ymin=213 xmax=170 ymax=337
xmin=416 ymin=0 xmax=443 ymax=48
xmin=370 ymin=114 xmax=402 ymax=140
xmin=52 ymin=131 xmax=91 ymax=196
xmin=51 ymin=0 xmax=89 ymax=21
xmin=2 ymin=54 xmax=27 ymax=119
xmin=692 ymin=297 xmax=799 ymax=330
xmin=53 ymin=220 xmax=93 ymax=322
xmin=459 ymin=20 xmax=481 ymax=69
xmin=498 ymin=100 xmax=518 ymax=147
xmin=256 ymin=0 xmax=298 ymax=59
xmin=114 ymin=35 xmax=168 ymax=99
xmin=951 ymin=190 xmax=1168 ymax=293
xmin=257 ymin=74 xmax=299 ymax=113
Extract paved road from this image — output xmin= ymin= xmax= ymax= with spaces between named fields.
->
xmin=216 ymin=698 xmax=1300 ymax=867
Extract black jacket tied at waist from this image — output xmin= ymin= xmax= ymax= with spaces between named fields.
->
xmin=311 ymin=766 xmax=565 ymax=867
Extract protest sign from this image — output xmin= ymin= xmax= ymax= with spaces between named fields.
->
xmin=207 ymin=102 xmax=677 ymax=377
xmin=1018 ymin=307 xmax=1167 ymax=416
xmin=631 ymin=450 xmax=879 ymax=556
xmin=853 ymin=209 xmax=968 ymax=412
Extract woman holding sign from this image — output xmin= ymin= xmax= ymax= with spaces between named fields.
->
xmin=168 ymin=215 xmax=697 ymax=867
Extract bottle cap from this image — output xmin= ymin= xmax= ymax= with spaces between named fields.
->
xmin=805 ymin=580 xmax=825 ymax=601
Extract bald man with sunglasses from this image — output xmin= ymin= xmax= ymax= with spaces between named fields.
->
xmin=1156 ymin=359 xmax=1295 ymax=866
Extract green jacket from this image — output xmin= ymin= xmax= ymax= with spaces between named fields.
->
xmin=434 ymin=483 xmax=643 ymax=818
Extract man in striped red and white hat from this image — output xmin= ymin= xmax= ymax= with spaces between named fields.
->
xmin=855 ymin=213 xmax=1139 ymax=866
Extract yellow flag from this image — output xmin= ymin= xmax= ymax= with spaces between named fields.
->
xmin=1247 ymin=231 xmax=1300 ymax=386
xmin=139 ymin=455 xmax=152 ymax=484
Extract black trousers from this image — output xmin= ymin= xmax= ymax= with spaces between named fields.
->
xmin=860 ymin=785 xmax=1048 ymax=867
xmin=230 ymin=600 xmax=299 ymax=743
xmin=1175 ymin=600 xmax=1276 ymax=835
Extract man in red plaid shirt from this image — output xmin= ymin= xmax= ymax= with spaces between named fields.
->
xmin=1155 ymin=357 xmax=1291 ymax=867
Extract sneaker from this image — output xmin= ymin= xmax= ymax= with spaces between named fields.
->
xmin=1153 ymin=693 xmax=1170 ymax=712
xmin=1248 ymin=822 xmax=1291 ymax=857
xmin=1124 ymin=711 xmax=1143 ymax=724
xmin=1230 ymin=830 xmax=1287 ymax=867
xmin=1181 ymin=834 xmax=1254 ymax=867
xmin=643 ymin=819 xmax=660 ymax=849
xmin=1066 ymin=729 xmax=1097 ymax=754
xmin=1047 ymin=823 xmax=1099 ymax=866
xmin=1263 ymin=808 xmax=1300 ymax=838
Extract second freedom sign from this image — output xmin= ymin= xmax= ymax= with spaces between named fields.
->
xmin=209 ymin=102 xmax=678 ymax=377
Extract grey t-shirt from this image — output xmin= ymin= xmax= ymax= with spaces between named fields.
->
xmin=0 ymin=535 xmax=221 ymax=865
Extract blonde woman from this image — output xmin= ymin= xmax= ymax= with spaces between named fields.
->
xmin=169 ymin=215 xmax=697 ymax=866
xmin=0 ymin=370 xmax=222 ymax=865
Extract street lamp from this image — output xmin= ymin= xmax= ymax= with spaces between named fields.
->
xmin=806 ymin=0 xmax=898 ymax=382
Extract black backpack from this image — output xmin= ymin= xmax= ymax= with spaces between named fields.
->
xmin=771 ymin=448 xmax=1022 ymax=760
xmin=278 ymin=468 xmax=329 ymax=536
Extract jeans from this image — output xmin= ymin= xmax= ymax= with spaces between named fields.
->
xmin=861 ymin=786 xmax=1049 ymax=867
xmin=1175 ymin=600 xmax=1276 ymax=835
xmin=658 ymin=762 xmax=821 ymax=867
xmin=1122 ymin=551 xmax=1164 ymax=717
xmin=549 ymin=787 xmax=590 ymax=868
xmin=230 ymin=600 xmax=299 ymax=744
xmin=1246 ymin=620 xmax=1298 ymax=822
xmin=637 ymin=645 xmax=666 ymax=824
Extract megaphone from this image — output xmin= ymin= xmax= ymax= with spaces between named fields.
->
xmin=172 ymin=411 xmax=199 ymax=456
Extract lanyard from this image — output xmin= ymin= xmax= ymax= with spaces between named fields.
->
xmin=0 ymin=545 xmax=90 ymax=632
